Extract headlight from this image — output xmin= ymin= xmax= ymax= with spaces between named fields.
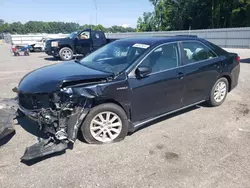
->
xmin=61 ymin=87 xmax=73 ymax=95
xmin=51 ymin=41 xmax=58 ymax=47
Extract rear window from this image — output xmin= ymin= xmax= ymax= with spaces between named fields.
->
xmin=201 ymin=39 xmax=228 ymax=56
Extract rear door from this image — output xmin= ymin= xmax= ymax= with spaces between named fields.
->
xmin=75 ymin=30 xmax=92 ymax=55
xmin=128 ymin=42 xmax=185 ymax=122
xmin=91 ymin=31 xmax=107 ymax=51
xmin=180 ymin=40 xmax=222 ymax=106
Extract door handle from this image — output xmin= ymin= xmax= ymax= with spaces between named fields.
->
xmin=214 ymin=64 xmax=220 ymax=68
xmin=178 ymin=72 xmax=184 ymax=79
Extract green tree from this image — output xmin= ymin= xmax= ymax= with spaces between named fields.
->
xmin=0 ymin=20 xmax=135 ymax=34
xmin=137 ymin=0 xmax=250 ymax=31
xmin=94 ymin=24 xmax=107 ymax=32
xmin=0 ymin=19 xmax=4 ymax=25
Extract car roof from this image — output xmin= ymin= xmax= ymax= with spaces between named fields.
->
xmin=117 ymin=36 xmax=200 ymax=46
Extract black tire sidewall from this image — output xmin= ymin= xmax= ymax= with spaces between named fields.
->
xmin=209 ymin=77 xmax=228 ymax=107
xmin=59 ymin=47 xmax=73 ymax=61
xmin=81 ymin=103 xmax=129 ymax=144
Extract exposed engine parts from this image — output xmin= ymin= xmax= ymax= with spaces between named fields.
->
xmin=17 ymin=86 xmax=96 ymax=161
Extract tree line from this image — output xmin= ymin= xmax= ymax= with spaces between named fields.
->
xmin=137 ymin=0 xmax=250 ymax=31
xmin=1 ymin=0 xmax=250 ymax=34
xmin=0 ymin=20 xmax=136 ymax=34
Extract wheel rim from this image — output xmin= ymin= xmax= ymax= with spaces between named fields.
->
xmin=62 ymin=50 xmax=72 ymax=60
xmin=214 ymin=81 xmax=227 ymax=103
xmin=90 ymin=111 xmax=122 ymax=143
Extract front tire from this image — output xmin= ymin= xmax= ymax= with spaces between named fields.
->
xmin=81 ymin=103 xmax=128 ymax=144
xmin=59 ymin=47 xmax=73 ymax=61
xmin=207 ymin=77 xmax=228 ymax=107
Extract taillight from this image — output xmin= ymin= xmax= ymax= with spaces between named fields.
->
xmin=236 ymin=56 xmax=240 ymax=63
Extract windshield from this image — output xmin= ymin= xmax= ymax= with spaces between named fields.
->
xmin=68 ymin=31 xmax=78 ymax=39
xmin=80 ymin=40 xmax=151 ymax=74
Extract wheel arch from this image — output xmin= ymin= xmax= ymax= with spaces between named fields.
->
xmin=92 ymin=98 xmax=131 ymax=120
xmin=60 ymin=45 xmax=75 ymax=53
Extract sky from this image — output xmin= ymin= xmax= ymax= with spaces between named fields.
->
xmin=0 ymin=0 xmax=154 ymax=28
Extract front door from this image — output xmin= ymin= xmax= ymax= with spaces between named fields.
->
xmin=180 ymin=41 xmax=222 ymax=106
xmin=75 ymin=31 xmax=92 ymax=55
xmin=128 ymin=42 xmax=185 ymax=122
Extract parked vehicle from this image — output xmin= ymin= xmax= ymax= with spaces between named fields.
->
xmin=29 ymin=38 xmax=47 ymax=52
xmin=14 ymin=36 xmax=240 ymax=160
xmin=45 ymin=29 xmax=117 ymax=61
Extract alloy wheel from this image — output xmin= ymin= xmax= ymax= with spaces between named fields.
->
xmin=90 ymin=111 xmax=122 ymax=143
xmin=214 ymin=81 xmax=227 ymax=103
xmin=62 ymin=50 xmax=72 ymax=60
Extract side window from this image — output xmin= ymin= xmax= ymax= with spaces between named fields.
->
xmin=140 ymin=43 xmax=179 ymax=73
xmin=182 ymin=41 xmax=217 ymax=65
xmin=95 ymin=33 xmax=100 ymax=39
xmin=80 ymin=31 xmax=90 ymax=39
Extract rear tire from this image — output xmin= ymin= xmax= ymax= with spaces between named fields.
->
xmin=81 ymin=103 xmax=128 ymax=144
xmin=59 ymin=47 xmax=73 ymax=61
xmin=207 ymin=77 xmax=228 ymax=107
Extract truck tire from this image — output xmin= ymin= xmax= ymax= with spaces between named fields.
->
xmin=59 ymin=47 xmax=73 ymax=61
xmin=81 ymin=103 xmax=129 ymax=144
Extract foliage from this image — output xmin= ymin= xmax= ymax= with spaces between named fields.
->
xmin=137 ymin=0 xmax=250 ymax=31
xmin=0 ymin=20 xmax=136 ymax=34
xmin=0 ymin=19 xmax=4 ymax=25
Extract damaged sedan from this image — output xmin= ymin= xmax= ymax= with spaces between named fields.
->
xmin=14 ymin=36 xmax=240 ymax=160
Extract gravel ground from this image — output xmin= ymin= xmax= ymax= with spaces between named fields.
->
xmin=0 ymin=44 xmax=250 ymax=188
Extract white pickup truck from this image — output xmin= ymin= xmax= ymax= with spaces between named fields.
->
xmin=29 ymin=38 xmax=47 ymax=52
xmin=29 ymin=35 xmax=66 ymax=52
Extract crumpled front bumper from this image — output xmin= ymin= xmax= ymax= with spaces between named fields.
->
xmin=0 ymin=108 xmax=15 ymax=140
xmin=0 ymin=99 xmax=17 ymax=141
xmin=17 ymin=98 xmax=91 ymax=161
xmin=18 ymin=105 xmax=39 ymax=122
xmin=14 ymin=83 xmax=103 ymax=162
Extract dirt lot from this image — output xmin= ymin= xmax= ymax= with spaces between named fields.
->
xmin=0 ymin=44 xmax=250 ymax=188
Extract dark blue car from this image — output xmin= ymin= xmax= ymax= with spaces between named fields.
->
xmin=15 ymin=36 xmax=240 ymax=160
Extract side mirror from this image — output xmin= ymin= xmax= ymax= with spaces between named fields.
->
xmin=135 ymin=66 xmax=151 ymax=78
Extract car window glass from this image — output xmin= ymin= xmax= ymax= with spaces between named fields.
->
xmin=182 ymin=41 xmax=217 ymax=65
xmin=140 ymin=43 xmax=179 ymax=73
xmin=95 ymin=33 xmax=100 ymax=39
xmin=80 ymin=31 xmax=90 ymax=39
xmin=80 ymin=40 xmax=150 ymax=74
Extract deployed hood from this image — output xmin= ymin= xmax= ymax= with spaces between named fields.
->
xmin=18 ymin=61 xmax=113 ymax=93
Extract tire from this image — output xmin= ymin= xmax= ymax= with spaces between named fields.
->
xmin=207 ymin=77 xmax=229 ymax=107
xmin=59 ymin=47 xmax=73 ymax=61
xmin=81 ymin=103 xmax=129 ymax=144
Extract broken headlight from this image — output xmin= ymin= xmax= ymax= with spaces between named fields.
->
xmin=61 ymin=87 xmax=73 ymax=95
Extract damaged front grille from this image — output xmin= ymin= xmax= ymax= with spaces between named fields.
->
xmin=18 ymin=93 xmax=51 ymax=110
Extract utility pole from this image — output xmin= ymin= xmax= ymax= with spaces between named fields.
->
xmin=93 ymin=0 xmax=98 ymax=25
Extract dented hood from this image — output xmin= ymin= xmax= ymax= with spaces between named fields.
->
xmin=18 ymin=61 xmax=113 ymax=93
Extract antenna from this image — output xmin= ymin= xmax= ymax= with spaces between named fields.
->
xmin=93 ymin=0 xmax=98 ymax=25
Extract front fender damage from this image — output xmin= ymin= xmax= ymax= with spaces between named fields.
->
xmin=20 ymin=86 xmax=100 ymax=161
